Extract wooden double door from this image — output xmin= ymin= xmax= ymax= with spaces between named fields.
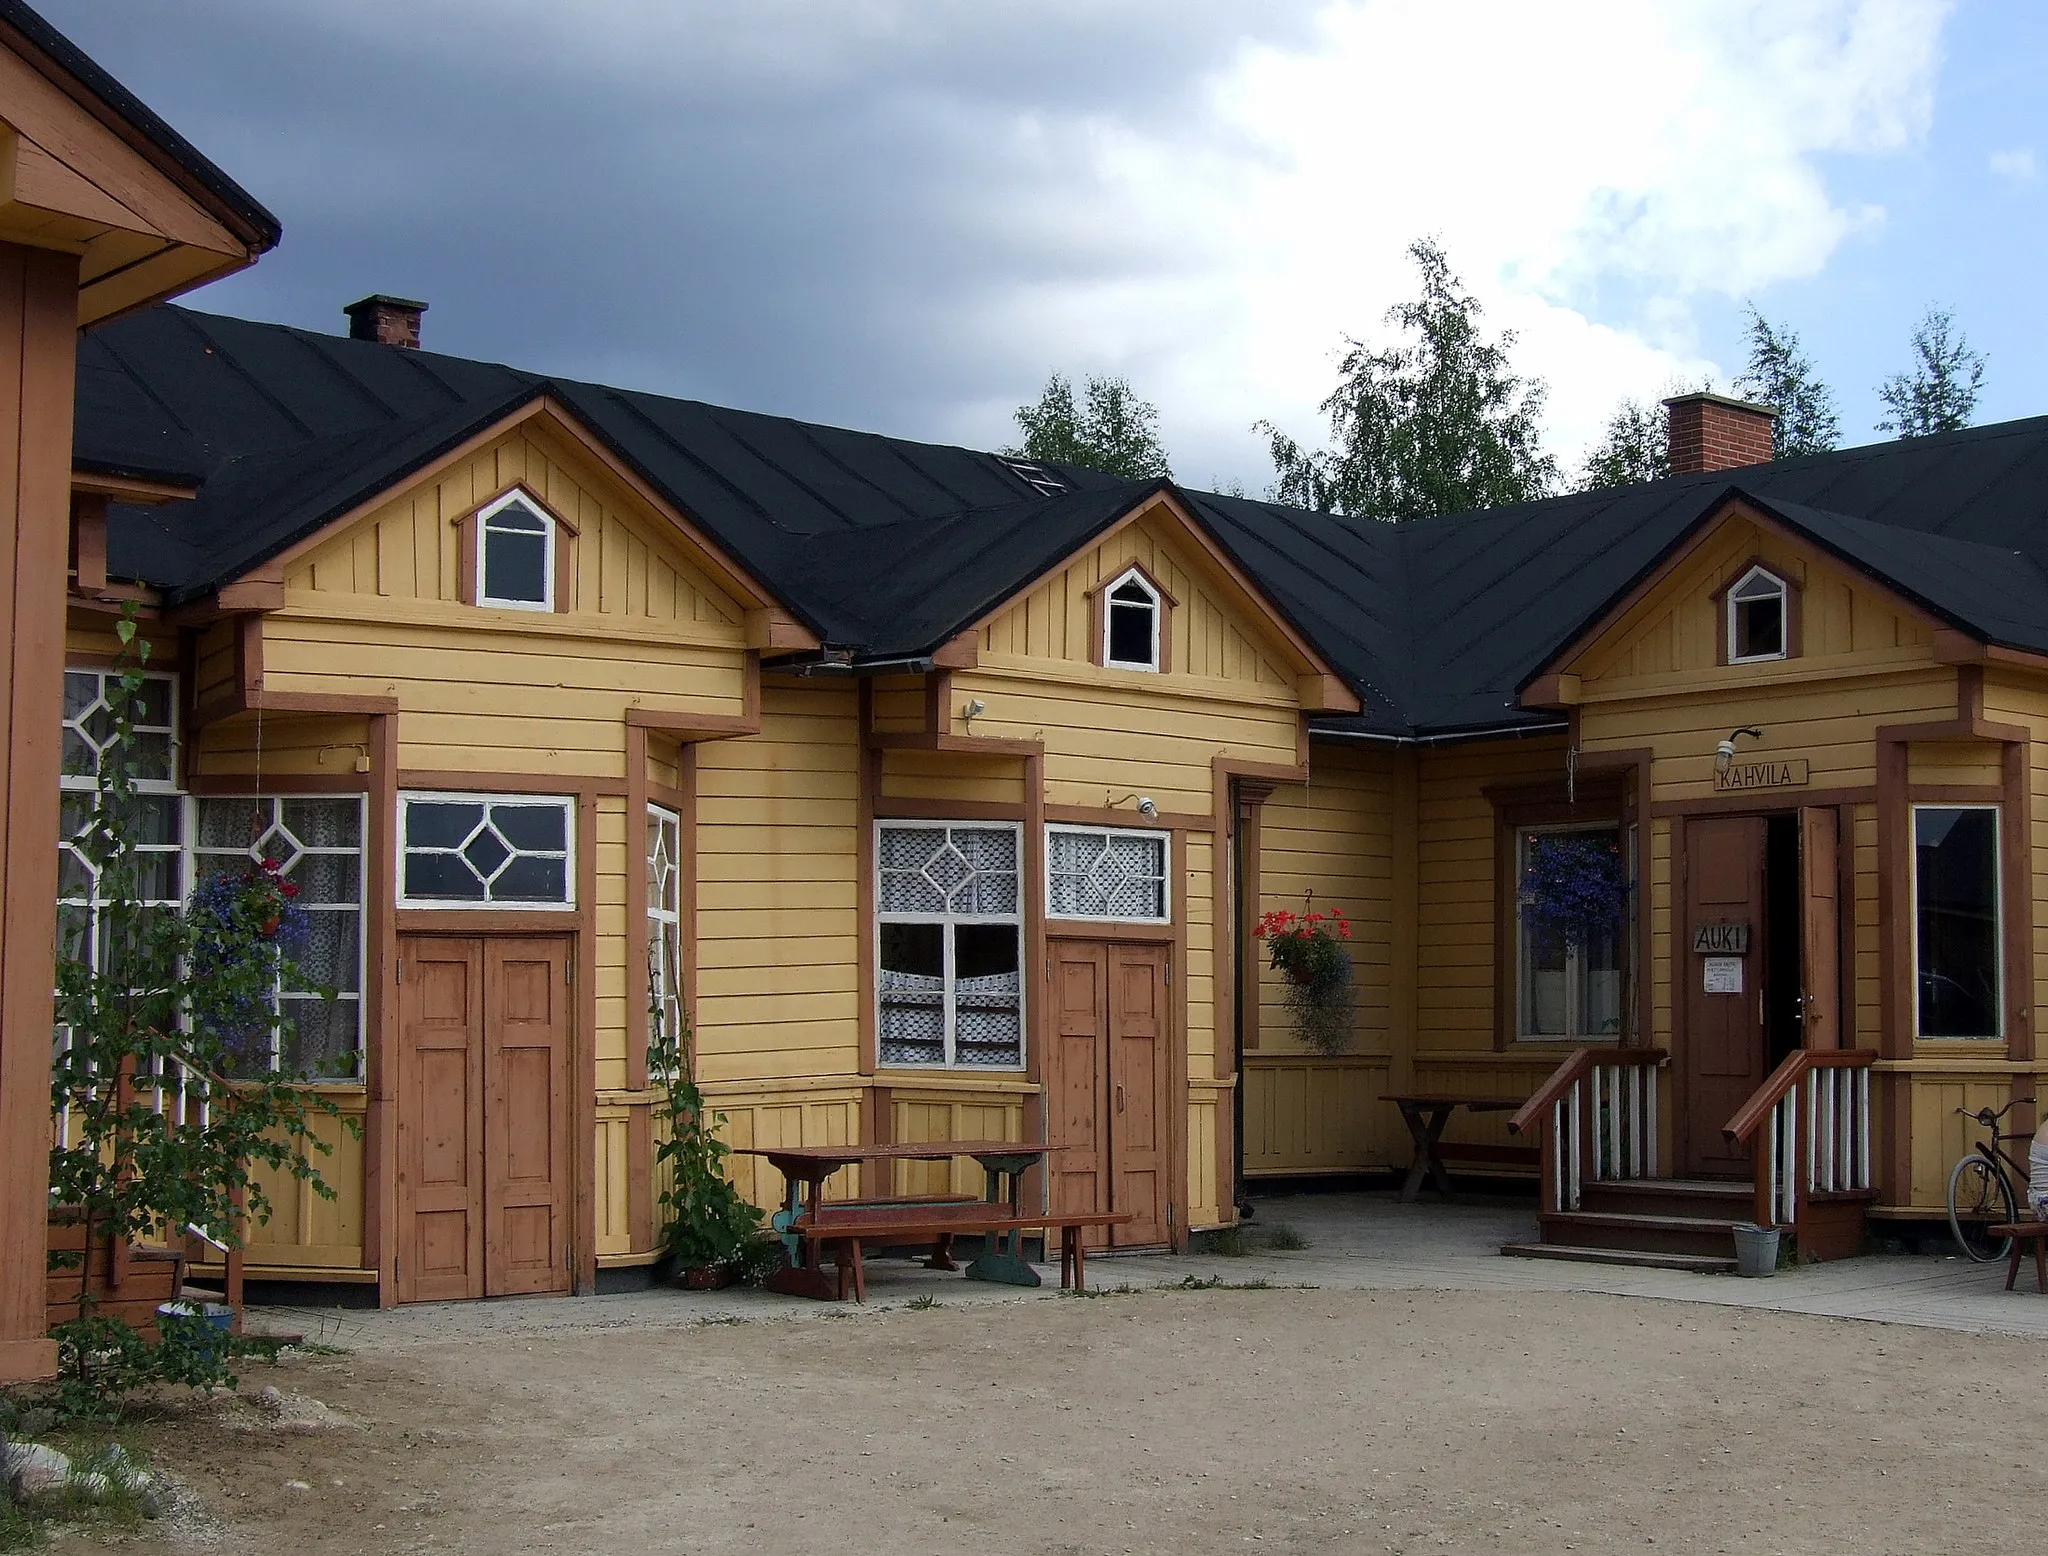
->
xmin=396 ymin=935 xmax=573 ymax=1302
xmin=1679 ymin=809 xmax=1840 ymax=1176
xmin=1044 ymin=939 xmax=1172 ymax=1248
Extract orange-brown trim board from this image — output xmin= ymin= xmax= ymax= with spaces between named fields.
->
xmin=1520 ymin=495 xmax=1997 ymax=705
xmin=245 ymin=395 xmax=818 ymax=651
xmin=952 ymin=489 xmax=1361 ymax=715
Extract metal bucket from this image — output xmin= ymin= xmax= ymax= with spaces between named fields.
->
xmin=1731 ymin=1222 xmax=1780 ymax=1278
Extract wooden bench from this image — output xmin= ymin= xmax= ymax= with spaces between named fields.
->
xmin=1992 ymin=1222 xmax=2048 ymax=1292
xmin=792 ymin=1202 xmax=1132 ymax=1303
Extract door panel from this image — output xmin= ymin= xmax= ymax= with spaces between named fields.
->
xmin=396 ymin=934 xmax=574 ymax=1304
xmin=1682 ymin=817 xmax=1768 ymax=1176
xmin=1108 ymin=944 xmax=1171 ymax=1248
xmin=397 ymin=939 xmax=485 ymax=1302
xmin=485 ymin=938 xmax=572 ymax=1297
xmin=1800 ymin=806 xmax=1841 ymax=1051
xmin=1046 ymin=944 xmax=1110 ymax=1246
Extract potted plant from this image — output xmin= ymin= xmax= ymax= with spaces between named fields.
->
xmin=1517 ymin=833 xmax=1628 ymax=952
xmin=648 ymin=987 xmax=770 ymax=1289
xmin=1254 ymin=903 xmax=1357 ymax=1056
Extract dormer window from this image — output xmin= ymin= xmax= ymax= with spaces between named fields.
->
xmin=1103 ymin=568 xmax=1161 ymax=671
xmin=1727 ymin=566 xmax=1787 ymax=663
xmin=477 ymin=490 xmax=555 ymax=610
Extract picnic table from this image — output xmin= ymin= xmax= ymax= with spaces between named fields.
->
xmin=737 ymin=1141 xmax=1127 ymax=1302
xmin=1379 ymin=1093 xmax=1535 ymax=1202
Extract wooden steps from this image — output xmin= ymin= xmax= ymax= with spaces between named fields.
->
xmin=1501 ymin=1178 xmax=1754 ymax=1273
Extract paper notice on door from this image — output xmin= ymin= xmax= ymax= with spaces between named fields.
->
xmin=1702 ymin=956 xmax=1744 ymax=995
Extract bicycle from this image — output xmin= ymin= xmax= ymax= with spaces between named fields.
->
xmin=1946 ymin=1098 xmax=2037 ymax=1262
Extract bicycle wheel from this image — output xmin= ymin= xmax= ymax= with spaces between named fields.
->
xmin=1946 ymin=1155 xmax=2017 ymax=1262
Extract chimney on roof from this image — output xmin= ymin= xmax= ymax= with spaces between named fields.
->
xmin=343 ymin=294 xmax=427 ymax=349
xmin=1662 ymin=390 xmax=1777 ymax=475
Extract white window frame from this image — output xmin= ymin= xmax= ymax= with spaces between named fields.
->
xmin=397 ymin=791 xmax=576 ymax=910
xmin=1726 ymin=565 xmax=1788 ymax=665
xmin=1910 ymin=802 xmax=2003 ymax=1041
xmin=1102 ymin=566 xmax=1162 ymax=672
xmin=874 ymin=818 xmax=1026 ymax=1072
xmin=647 ymin=802 xmax=683 ymax=1077
xmin=476 ymin=489 xmax=556 ymax=612
xmin=1514 ymin=821 xmax=1627 ymax=1042
xmin=1045 ymin=823 xmax=1171 ymax=924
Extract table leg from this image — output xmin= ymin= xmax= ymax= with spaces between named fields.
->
xmin=1072 ymin=1229 xmax=1086 ymax=1293
xmin=926 ymin=1233 xmax=958 ymax=1272
xmin=1397 ymin=1103 xmax=1457 ymax=1204
xmin=2007 ymin=1240 xmax=2023 ymax=1292
xmin=2034 ymin=1237 xmax=2046 ymax=1294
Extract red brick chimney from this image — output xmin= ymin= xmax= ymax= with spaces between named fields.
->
xmin=343 ymin=294 xmax=427 ymax=349
xmin=1662 ymin=391 xmax=1777 ymax=475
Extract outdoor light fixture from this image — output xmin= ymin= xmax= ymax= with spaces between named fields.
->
xmin=960 ymin=697 xmax=986 ymax=730
xmin=1137 ymin=797 xmax=1158 ymax=818
xmin=1715 ymin=726 xmax=1765 ymax=775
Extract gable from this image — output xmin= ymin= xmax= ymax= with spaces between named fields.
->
xmin=975 ymin=505 xmax=1307 ymax=698
xmin=280 ymin=416 xmax=754 ymax=641
xmin=1542 ymin=504 xmax=1939 ymax=698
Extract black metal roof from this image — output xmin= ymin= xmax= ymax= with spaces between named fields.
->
xmin=77 ymin=304 xmax=2048 ymax=741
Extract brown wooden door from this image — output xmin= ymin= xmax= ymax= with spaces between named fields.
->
xmin=1799 ymin=806 xmax=1841 ymax=1051
xmin=1043 ymin=938 xmax=1173 ymax=1249
xmin=1681 ymin=817 xmax=1768 ymax=1176
xmin=483 ymin=938 xmax=573 ymax=1296
xmin=397 ymin=935 xmax=573 ymax=1302
xmin=1108 ymin=944 xmax=1171 ymax=1247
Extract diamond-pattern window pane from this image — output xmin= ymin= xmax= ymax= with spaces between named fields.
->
xmin=58 ymin=668 xmax=178 ymax=791
xmin=194 ymin=795 xmax=366 ymax=1082
xmin=874 ymin=824 xmax=1023 ymax=1070
xmin=1048 ymin=827 xmax=1167 ymax=921
xmin=400 ymin=795 xmax=573 ymax=907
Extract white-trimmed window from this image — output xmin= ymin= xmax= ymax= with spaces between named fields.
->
xmin=1727 ymin=566 xmax=1787 ymax=663
xmin=195 ymin=797 xmax=367 ymax=1080
xmin=1516 ymin=824 xmax=1624 ymax=1041
xmin=1913 ymin=804 xmax=2001 ymax=1040
xmin=477 ymin=490 xmax=556 ymax=611
xmin=876 ymin=821 xmax=1023 ymax=1069
xmin=1047 ymin=824 xmax=1169 ymax=922
xmin=399 ymin=793 xmax=574 ymax=908
xmin=647 ymin=802 xmax=683 ymax=1074
xmin=1103 ymin=567 xmax=1162 ymax=671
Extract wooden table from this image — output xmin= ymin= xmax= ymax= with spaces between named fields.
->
xmin=737 ymin=1141 xmax=1058 ymax=1300
xmin=1379 ymin=1094 xmax=1531 ymax=1202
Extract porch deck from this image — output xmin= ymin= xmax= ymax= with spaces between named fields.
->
xmin=248 ymin=1190 xmax=2048 ymax=1352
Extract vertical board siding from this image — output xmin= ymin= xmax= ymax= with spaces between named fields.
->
xmin=240 ymin=1097 xmax=367 ymax=1267
xmin=891 ymin=1091 xmax=1029 ymax=1198
xmin=594 ymin=1105 xmax=632 ymax=1255
xmin=1242 ymin=1055 xmax=1396 ymax=1173
xmin=706 ymin=1087 xmax=863 ymax=1210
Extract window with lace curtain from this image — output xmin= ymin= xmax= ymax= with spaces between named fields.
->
xmin=647 ymin=803 xmax=683 ymax=1078
xmin=1046 ymin=824 xmax=1169 ymax=922
xmin=875 ymin=821 xmax=1023 ymax=1069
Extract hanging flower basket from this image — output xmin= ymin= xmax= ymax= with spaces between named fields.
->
xmin=188 ymin=858 xmax=310 ymax=1068
xmin=1518 ymin=833 xmax=1628 ymax=952
xmin=1254 ymin=905 xmax=1357 ymax=1056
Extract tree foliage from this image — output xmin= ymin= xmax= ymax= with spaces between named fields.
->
xmin=1575 ymin=398 xmax=1669 ymax=492
xmin=1257 ymin=239 xmax=1558 ymax=521
xmin=1876 ymin=306 xmax=1984 ymax=438
xmin=1006 ymin=372 xmax=1171 ymax=480
xmin=1735 ymin=307 xmax=1838 ymax=458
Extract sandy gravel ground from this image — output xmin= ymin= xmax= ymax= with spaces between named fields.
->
xmin=43 ymin=1286 xmax=2044 ymax=1556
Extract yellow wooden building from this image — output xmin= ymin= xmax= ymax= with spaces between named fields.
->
xmin=62 ymin=303 xmax=2048 ymax=1295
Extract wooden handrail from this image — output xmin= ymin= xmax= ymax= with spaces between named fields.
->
xmin=1722 ymin=1049 xmax=1877 ymax=1144
xmin=1507 ymin=1046 xmax=1663 ymax=1137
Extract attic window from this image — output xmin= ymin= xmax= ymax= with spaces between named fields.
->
xmin=999 ymin=458 xmax=1066 ymax=497
xmin=1104 ymin=568 xmax=1162 ymax=671
xmin=477 ymin=490 xmax=555 ymax=610
xmin=1727 ymin=566 xmax=1787 ymax=664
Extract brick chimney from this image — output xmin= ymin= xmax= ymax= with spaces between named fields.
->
xmin=1662 ymin=391 xmax=1777 ymax=475
xmin=343 ymin=294 xmax=427 ymax=349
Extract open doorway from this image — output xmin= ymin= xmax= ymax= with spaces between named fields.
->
xmin=1763 ymin=814 xmax=1804 ymax=1072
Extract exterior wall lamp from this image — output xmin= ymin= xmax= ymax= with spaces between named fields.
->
xmin=1715 ymin=726 xmax=1765 ymax=776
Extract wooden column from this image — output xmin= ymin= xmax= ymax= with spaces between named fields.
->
xmin=0 ymin=243 xmax=80 ymax=1382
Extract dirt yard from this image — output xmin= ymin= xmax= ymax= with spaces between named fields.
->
xmin=41 ymin=1285 xmax=2045 ymax=1554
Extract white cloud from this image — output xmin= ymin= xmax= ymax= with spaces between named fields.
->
xmin=1990 ymin=147 xmax=2037 ymax=181
xmin=931 ymin=0 xmax=1952 ymax=485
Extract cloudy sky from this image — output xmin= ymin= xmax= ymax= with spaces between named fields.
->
xmin=44 ymin=1 xmax=2045 ymax=492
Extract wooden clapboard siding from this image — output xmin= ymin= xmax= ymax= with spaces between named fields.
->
xmin=693 ymin=679 xmax=862 ymax=1084
xmin=1242 ymin=1054 xmax=1397 ymax=1174
xmin=284 ymin=422 xmax=742 ymax=633
xmin=593 ymin=796 xmax=629 ymax=1090
xmin=1979 ymin=674 xmax=2048 ymax=1030
xmin=1578 ymin=514 xmax=1933 ymax=684
xmin=977 ymin=510 xmax=1299 ymax=692
xmin=190 ymin=711 xmax=373 ymax=780
xmin=879 ymin=748 xmax=1027 ymax=807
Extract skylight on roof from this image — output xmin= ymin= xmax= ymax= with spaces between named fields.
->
xmin=999 ymin=458 xmax=1065 ymax=497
